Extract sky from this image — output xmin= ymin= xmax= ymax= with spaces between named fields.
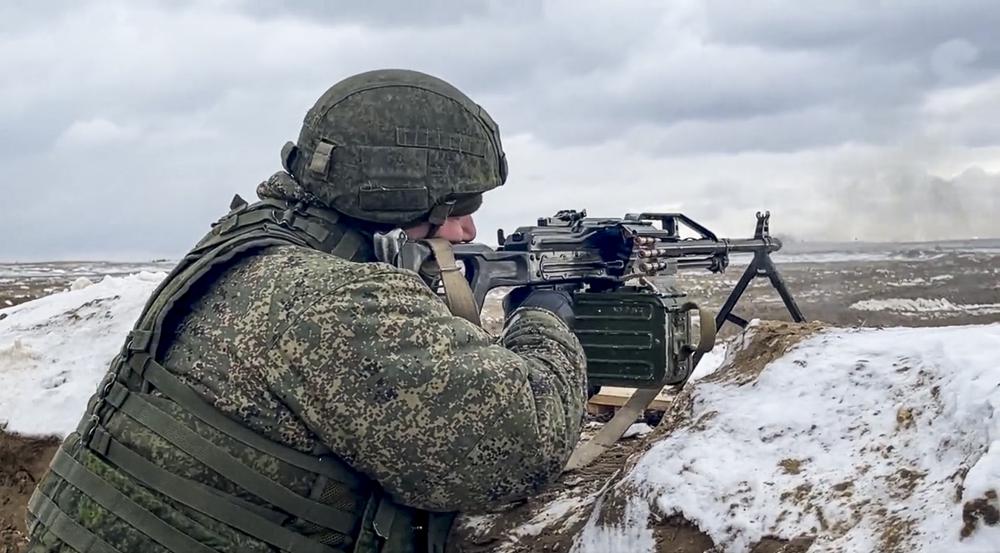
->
xmin=3 ymin=0 xmax=1000 ymax=260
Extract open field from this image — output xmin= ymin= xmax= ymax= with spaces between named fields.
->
xmin=700 ymin=240 xmax=1000 ymax=331
xmin=0 ymin=261 xmax=174 ymax=310
xmin=3 ymin=239 xmax=998 ymax=330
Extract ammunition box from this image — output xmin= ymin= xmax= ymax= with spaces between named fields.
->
xmin=573 ymin=289 xmax=693 ymax=388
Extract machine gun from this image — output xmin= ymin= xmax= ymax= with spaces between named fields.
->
xmin=452 ymin=210 xmax=804 ymax=387
xmin=375 ymin=209 xmax=805 ymax=469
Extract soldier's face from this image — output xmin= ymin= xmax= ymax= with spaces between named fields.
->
xmin=404 ymin=214 xmax=477 ymax=243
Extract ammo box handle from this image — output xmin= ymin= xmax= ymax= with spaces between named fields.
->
xmin=681 ymin=302 xmax=716 ymax=355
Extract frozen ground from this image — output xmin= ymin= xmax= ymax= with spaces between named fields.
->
xmin=578 ymin=323 xmax=1000 ymax=553
xmin=850 ymin=297 xmax=1000 ymax=316
xmin=0 ymin=261 xmax=173 ymax=309
xmin=688 ymin=240 xmax=1000 ymax=334
xmin=0 ymin=272 xmax=165 ymax=435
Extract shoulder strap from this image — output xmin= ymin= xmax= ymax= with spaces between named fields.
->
xmin=423 ymin=238 xmax=481 ymax=326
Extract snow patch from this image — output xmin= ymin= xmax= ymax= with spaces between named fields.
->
xmin=580 ymin=324 xmax=1000 ymax=552
xmin=515 ymin=494 xmax=592 ymax=538
xmin=0 ymin=339 xmax=40 ymax=364
xmin=0 ymin=272 xmax=165 ymax=436
xmin=69 ymin=276 xmax=94 ymax=290
xmin=887 ymin=275 xmax=954 ymax=287
xmin=573 ymin=495 xmax=656 ymax=553
xmin=851 ymin=297 xmax=1000 ymax=314
xmin=689 ymin=341 xmax=730 ymax=382
xmin=623 ymin=423 xmax=654 ymax=439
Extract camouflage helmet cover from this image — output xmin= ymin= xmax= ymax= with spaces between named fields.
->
xmin=282 ymin=69 xmax=508 ymax=226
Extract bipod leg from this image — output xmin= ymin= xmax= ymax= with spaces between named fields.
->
xmin=757 ymin=252 xmax=806 ymax=323
xmin=715 ymin=255 xmax=760 ymax=331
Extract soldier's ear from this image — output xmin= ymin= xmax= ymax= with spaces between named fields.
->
xmin=281 ymin=141 xmax=299 ymax=174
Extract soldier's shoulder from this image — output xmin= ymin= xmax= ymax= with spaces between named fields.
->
xmin=238 ymin=244 xmax=419 ymax=295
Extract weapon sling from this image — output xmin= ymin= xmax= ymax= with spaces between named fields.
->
xmin=423 ymin=238 xmax=482 ymax=326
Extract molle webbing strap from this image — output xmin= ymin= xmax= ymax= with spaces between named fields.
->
xmin=95 ymin=434 xmax=342 ymax=553
xmin=427 ymin=201 xmax=454 ymax=226
xmin=49 ymin=448 xmax=215 ymax=553
xmin=27 ymin=489 xmax=123 ymax=553
xmin=141 ymin=207 xmax=298 ymax=313
xmin=423 ymin=239 xmax=481 ymax=325
xmin=329 ymin=228 xmax=363 ymax=261
xmin=113 ymin=391 xmax=360 ymax=536
xmin=139 ymin=203 xmax=312 ymax=351
xmin=125 ymin=354 xmax=363 ymax=489
xmin=64 ymin=198 xmax=376 ymax=551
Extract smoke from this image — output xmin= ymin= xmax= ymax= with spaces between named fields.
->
xmin=817 ymin=164 xmax=1000 ymax=242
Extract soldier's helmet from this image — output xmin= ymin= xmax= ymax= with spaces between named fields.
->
xmin=281 ymin=69 xmax=507 ymax=227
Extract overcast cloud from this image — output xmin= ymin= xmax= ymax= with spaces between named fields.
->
xmin=3 ymin=0 xmax=1000 ymax=260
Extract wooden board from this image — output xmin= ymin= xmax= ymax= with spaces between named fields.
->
xmin=587 ymin=386 xmax=674 ymax=411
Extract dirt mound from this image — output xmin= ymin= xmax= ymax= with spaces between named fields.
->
xmin=0 ymin=430 xmax=58 ymax=553
xmin=705 ymin=320 xmax=826 ymax=386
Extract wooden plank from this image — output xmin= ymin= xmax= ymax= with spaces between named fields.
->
xmin=587 ymin=386 xmax=673 ymax=411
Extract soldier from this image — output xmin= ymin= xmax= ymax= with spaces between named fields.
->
xmin=25 ymin=69 xmax=587 ymax=553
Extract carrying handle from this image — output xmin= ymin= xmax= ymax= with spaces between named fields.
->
xmin=680 ymin=301 xmax=716 ymax=355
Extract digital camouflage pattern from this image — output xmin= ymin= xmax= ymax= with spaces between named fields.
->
xmin=284 ymin=69 xmax=507 ymax=226
xmin=162 ymin=245 xmax=587 ymax=510
xmin=27 ymin=240 xmax=587 ymax=552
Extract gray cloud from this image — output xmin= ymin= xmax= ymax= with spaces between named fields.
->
xmin=2 ymin=0 xmax=1000 ymax=259
xmin=235 ymin=0 xmax=499 ymax=26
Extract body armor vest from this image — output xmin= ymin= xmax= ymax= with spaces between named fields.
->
xmin=26 ymin=197 xmax=455 ymax=553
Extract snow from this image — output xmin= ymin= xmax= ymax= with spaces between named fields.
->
xmin=887 ymin=275 xmax=954 ymax=287
xmin=689 ymin=340 xmax=731 ymax=382
xmin=69 ymin=276 xmax=94 ymax=290
xmin=851 ymin=298 xmax=1000 ymax=315
xmin=0 ymin=272 xmax=164 ymax=436
xmin=577 ymin=324 xmax=1000 ymax=552
xmin=0 ymin=261 xmax=173 ymax=280
xmin=623 ymin=423 xmax=654 ymax=439
xmin=514 ymin=494 xmax=593 ymax=538
xmin=574 ymin=496 xmax=656 ymax=553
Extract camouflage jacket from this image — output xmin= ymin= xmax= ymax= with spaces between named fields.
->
xmin=161 ymin=244 xmax=588 ymax=511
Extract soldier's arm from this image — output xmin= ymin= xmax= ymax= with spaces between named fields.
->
xmin=265 ymin=268 xmax=587 ymax=512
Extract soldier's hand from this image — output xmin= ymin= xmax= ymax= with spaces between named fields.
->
xmin=503 ymin=288 xmax=575 ymax=328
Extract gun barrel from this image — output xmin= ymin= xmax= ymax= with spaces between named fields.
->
xmin=636 ymin=237 xmax=781 ymax=259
